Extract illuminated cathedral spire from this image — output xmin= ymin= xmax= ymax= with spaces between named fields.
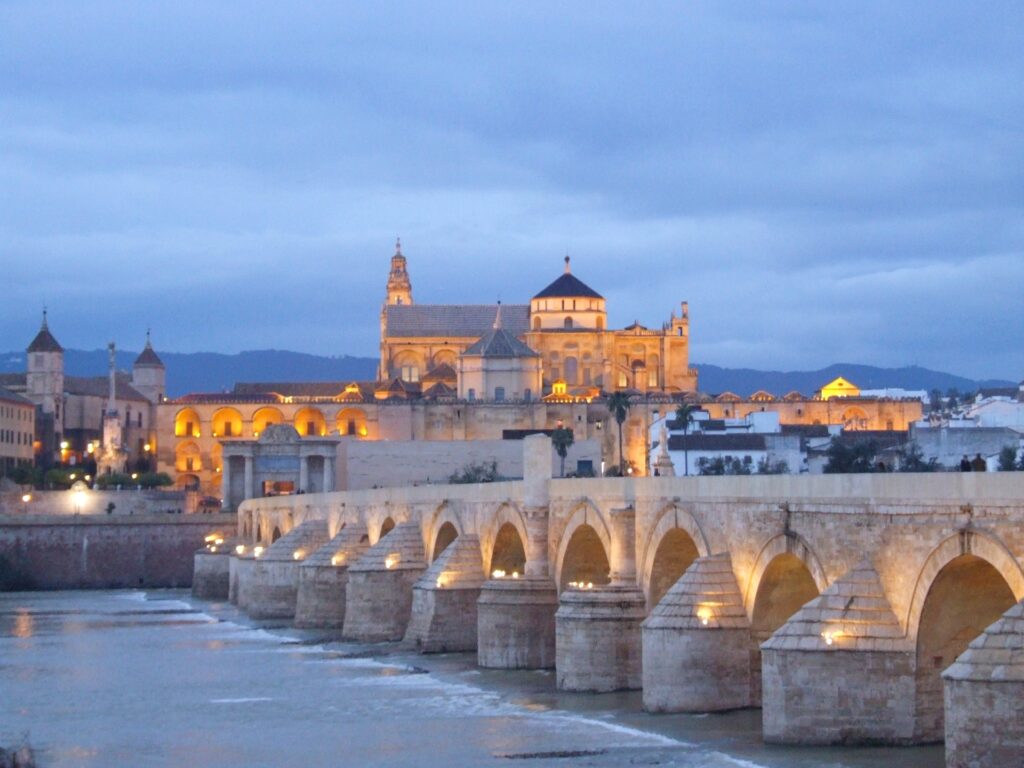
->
xmin=386 ymin=237 xmax=413 ymax=306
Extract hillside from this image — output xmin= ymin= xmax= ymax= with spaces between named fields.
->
xmin=0 ymin=349 xmax=1012 ymax=398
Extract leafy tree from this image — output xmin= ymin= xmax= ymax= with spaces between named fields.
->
xmin=551 ymin=427 xmax=575 ymax=478
xmin=674 ymin=403 xmax=699 ymax=477
xmin=449 ymin=461 xmax=501 ymax=484
xmin=697 ymin=455 xmax=753 ymax=476
xmin=823 ymin=438 xmax=881 ymax=474
xmin=946 ymin=388 xmax=960 ymax=410
xmin=606 ymin=392 xmax=632 ymax=476
xmin=928 ymin=389 xmax=943 ymax=413
xmin=997 ymin=445 xmax=1020 ymax=472
xmin=756 ymin=457 xmax=790 ymax=475
xmin=897 ymin=442 xmax=940 ymax=473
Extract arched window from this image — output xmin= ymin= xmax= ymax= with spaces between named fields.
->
xmin=564 ymin=317 xmax=573 ymax=329
xmin=533 ymin=316 xmax=542 ymax=330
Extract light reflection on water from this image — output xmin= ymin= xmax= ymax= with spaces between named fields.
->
xmin=0 ymin=591 xmax=943 ymax=768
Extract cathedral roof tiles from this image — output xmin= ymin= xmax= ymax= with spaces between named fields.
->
xmin=385 ymin=304 xmax=529 ymax=338
xmin=533 ymin=272 xmax=603 ymax=300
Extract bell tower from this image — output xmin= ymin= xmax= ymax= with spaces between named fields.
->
xmin=385 ymin=238 xmax=413 ymax=306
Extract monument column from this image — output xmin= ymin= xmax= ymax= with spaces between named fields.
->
xmin=243 ymin=454 xmax=254 ymax=501
xmin=221 ymin=457 xmax=232 ymax=509
xmin=322 ymin=456 xmax=332 ymax=493
xmin=298 ymin=454 xmax=309 ymax=493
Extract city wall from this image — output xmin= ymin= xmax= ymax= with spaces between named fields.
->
xmin=0 ymin=513 xmax=235 ymax=589
xmin=0 ymin=488 xmax=194 ymax=517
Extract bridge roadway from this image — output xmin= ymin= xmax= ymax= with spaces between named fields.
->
xmin=200 ymin=435 xmax=1024 ymax=766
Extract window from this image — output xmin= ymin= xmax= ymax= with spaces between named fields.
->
xmin=185 ymin=421 xmax=194 ymax=436
xmin=224 ymin=422 xmax=233 ymax=437
xmin=306 ymin=421 xmax=316 ymax=436
xmin=563 ymin=317 xmax=573 ymax=329
xmin=533 ymin=316 xmax=541 ymax=330
xmin=494 ymin=387 xmax=505 ymax=402
xmin=618 ymin=372 xmax=627 ymax=388
xmin=468 ymin=388 xmax=476 ymax=402
xmin=347 ymin=419 xmax=356 ymax=435
xmin=401 ymin=365 xmax=419 ymax=382
xmin=524 ymin=389 xmax=532 ymax=402
xmin=648 ymin=369 xmax=658 ymax=388
xmin=186 ymin=457 xmax=194 ymax=471
xmin=137 ymin=413 xmax=142 ymax=427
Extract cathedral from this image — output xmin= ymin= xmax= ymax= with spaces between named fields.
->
xmin=378 ymin=241 xmax=698 ymax=399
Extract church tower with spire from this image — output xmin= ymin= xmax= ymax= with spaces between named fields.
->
xmin=132 ymin=330 xmax=166 ymax=405
xmin=26 ymin=309 xmax=64 ymax=438
xmin=385 ymin=238 xmax=413 ymax=307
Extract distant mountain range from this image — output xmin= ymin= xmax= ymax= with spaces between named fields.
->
xmin=0 ymin=349 xmax=1014 ymax=399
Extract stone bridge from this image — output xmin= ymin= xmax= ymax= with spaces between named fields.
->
xmin=205 ymin=435 xmax=1024 ymax=766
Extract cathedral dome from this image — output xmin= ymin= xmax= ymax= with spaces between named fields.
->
xmin=533 ymin=256 xmax=603 ymax=300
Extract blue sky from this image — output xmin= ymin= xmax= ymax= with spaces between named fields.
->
xmin=2 ymin=2 xmax=1022 ymax=379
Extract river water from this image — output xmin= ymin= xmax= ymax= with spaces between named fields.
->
xmin=0 ymin=591 xmax=943 ymax=768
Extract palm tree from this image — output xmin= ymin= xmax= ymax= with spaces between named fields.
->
xmin=675 ymin=403 xmax=698 ymax=476
xmin=551 ymin=427 xmax=575 ymax=478
xmin=606 ymin=391 xmax=632 ymax=475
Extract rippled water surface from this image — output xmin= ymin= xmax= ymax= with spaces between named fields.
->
xmin=0 ymin=591 xmax=943 ymax=767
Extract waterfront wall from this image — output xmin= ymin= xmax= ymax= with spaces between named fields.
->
xmin=0 ymin=488 xmax=195 ymax=517
xmin=0 ymin=513 xmax=236 ymax=589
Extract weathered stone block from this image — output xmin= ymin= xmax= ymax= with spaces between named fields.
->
xmin=294 ymin=563 xmax=351 ymax=628
xmin=556 ymin=585 xmax=646 ymax=692
xmin=944 ymin=679 xmax=1024 ymax=767
xmin=192 ymin=551 xmax=230 ymax=600
xmin=342 ymin=567 xmax=424 ymax=642
xmin=245 ymin=559 xmax=303 ymax=620
xmin=762 ymin=648 xmax=916 ymax=745
xmin=642 ymin=626 xmax=752 ymax=712
xmin=477 ymin=578 xmax=558 ymax=669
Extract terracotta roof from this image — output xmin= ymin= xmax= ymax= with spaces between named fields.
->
xmin=385 ymin=304 xmax=529 ymax=338
xmin=463 ymin=327 xmax=539 ymax=359
xmin=422 ymin=363 xmax=457 ymax=383
xmin=0 ymin=386 xmax=32 ymax=406
xmin=533 ymin=272 xmax=603 ymax=300
xmin=64 ymin=374 xmax=149 ymax=402
xmin=422 ymin=381 xmax=458 ymax=400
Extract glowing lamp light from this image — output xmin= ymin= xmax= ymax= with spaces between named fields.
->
xmin=331 ymin=554 xmax=345 ymax=566
xmin=21 ymin=494 xmax=31 ymax=503
xmin=214 ymin=538 xmax=224 ymax=546
xmin=292 ymin=549 xmax=305 ymax=561
xmin=209 ymin=546 xmax=218 ymax=553
xmin=69 ymin=473 xmax=76 ymax=480
xmin=384 ymin=554 xmax=399 ymax=570
xmin=144 ymin=443 xmax=151 ymax=452
xmin=253 ymin=546 xmax=264 ymax=558
xmin=491 ymin=569 xmax=506 ymax=579
xmin=60 ymin=441 xmax=69 ymax=450
xmin=87 ymin=443 xmax=95 ymax=454
xmin=204 ymin=534 xmax=218 ymax=543
xmin=822 ymin=630 xmax=842 ymax=646
xmin=235 ymin=545 xmax=246 ymax=555
xmin=696 ymin=606 xmax=713 ymax=626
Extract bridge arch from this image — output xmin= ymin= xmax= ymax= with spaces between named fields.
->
xmin=375 ymin=516 xmax=396 ymax=544
xmin=906 ymin=531 xmax=1023 ymax=741
xmin=483 ymin=502 xmax=529 ymax=577
xmin=555 ymin=502 xmax=612 ymax=591
xmin=745 ymin=533 xmax=826 ymax=704
xmin=426 ymin=502 xmax=464 ymax=562
xmin=639 ymin=503 xmax=711 ymax=608
xmin=743 ymin=532 xmax=828 ymax=618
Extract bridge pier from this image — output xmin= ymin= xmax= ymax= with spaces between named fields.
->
xmin=642 ymin=553 xmax=753 ymax=712
xmin=761 ymin=561 xmax=915 ymax=745
xmin=232 ymin=552 xmax=256 ymax=609
xmin=943 ymin=600 xmax=1024 ymax=767
xmin=556 ymin=504 xmax=644 ymax=691
xmin=244 ymin=520 xmax=331 ymax=620
xmin=342 ymin=522 xmax=427 ymax=642
xmin=555 ymin=584 xmax=646 ymax=691
xmin=405 ymin=534 xmax=485 ymax=652
xmin=477 ymin=577 xmax=558 ymax=668
xmin=294 ymin=524 xmax=370 ymax=629
xmin=193 ymin=547 xmax=231 ymax=599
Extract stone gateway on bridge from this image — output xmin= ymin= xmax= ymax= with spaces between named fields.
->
xmin=206 ymin=434 xmax=1024 ymax=767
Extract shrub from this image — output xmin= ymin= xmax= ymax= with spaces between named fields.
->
xmin=448 ymin=461 xmax=502 ymax=484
